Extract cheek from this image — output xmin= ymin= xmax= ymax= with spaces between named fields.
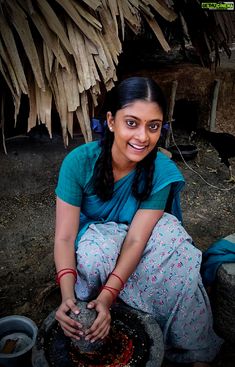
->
xmin=115 ymin=129 xmax=131 ymax=142
xmin=150 ymin=132 xmax=161 ymax=144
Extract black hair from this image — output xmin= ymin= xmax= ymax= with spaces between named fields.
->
xmin=93 ymin=76 xmax=167 ymax=202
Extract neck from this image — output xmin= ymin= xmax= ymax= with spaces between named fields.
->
xmin=112 ymin=157 xmax=136 ymax=182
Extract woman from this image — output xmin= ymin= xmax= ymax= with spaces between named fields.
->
xmin=54 ymin=77 xmax=222 ymax=366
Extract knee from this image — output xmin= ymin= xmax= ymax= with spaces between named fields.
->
xmin=151 ymin=213 xmax=192 ymax=245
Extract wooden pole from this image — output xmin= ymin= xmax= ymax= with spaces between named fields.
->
xmin=165 ymin=80 xmax=178 ymax=148
xmin=1 ymin=95 xmax=7 ymax=155
xmin=210 ymin=79 xmax=220 ymax=132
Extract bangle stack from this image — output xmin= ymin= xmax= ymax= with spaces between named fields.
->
xmin=56 ymin=268 xmax=77 ymax=285
xmin=100 ymin=272 xmax=125 ymax=302
xmin=109 ymin=272 xmax=125 ymax=289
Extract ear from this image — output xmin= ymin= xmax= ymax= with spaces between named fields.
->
xmin=106 ymin=111 xmax=114 ymax=131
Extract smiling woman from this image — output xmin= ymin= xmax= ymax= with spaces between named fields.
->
xmin=106 ymin=100 xmax=163 ymax=177
xmin=54 ymin=77 xmax=223 ymax=366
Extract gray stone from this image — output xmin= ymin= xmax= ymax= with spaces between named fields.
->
xmin=32 ymin=302 xmax=164 ymax=367
xmin=69 ymin=300 xmax=106 ymax=353
xmin=214 ymin=262 xmax=235 ymax=343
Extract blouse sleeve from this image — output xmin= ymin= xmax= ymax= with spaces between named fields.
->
xmin=55 ymin=151 xmax=83 ymax=207
xmin=139 ymin=184 xmax=171 ymax=210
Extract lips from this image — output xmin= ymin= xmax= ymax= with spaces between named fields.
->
xmin=128 ymin=142 xmax=148 ymax=151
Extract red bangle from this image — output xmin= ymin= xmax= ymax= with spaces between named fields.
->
xmin=57 ymin=268 xmax=76 ymax=275
xmin=56 ymin=269 xmax=77 ymax=285
xmin=101 ymin=286 xmax=117 ymax=302
xmin=103 ymin=285 xmax=120 ymax=292
xmin=109 ymin=272 xmax=125 ymax=289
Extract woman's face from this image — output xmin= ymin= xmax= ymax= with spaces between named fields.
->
xmin=107 ymin=100 xmax=163 ymax=168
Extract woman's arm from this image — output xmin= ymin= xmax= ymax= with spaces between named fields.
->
xmin=54 ymin=197 xmax=80 ymax=298
xmin=104 ymin=209 xmax=164 ymax=289
xmin=54 ymin=197 xmax=82 ymax=339
xmin=54 ymin=197 xmax=112 ymax=342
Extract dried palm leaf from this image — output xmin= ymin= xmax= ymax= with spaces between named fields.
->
xmin=66 ymin=18 xmax=90 ymax=92
xmin=107 ymin=0 xmax=119 ymax=35
xmin=90 ymin=82 xmax=101 ymax=107
xmin=56 ymin=0 xmax=97 ymax=44
xmin=95 ymin=32 xmax=117 ymax=82
xmin=27 ymin=74 xmax=37 ymax=133
xmin=80 ymin=91 xmax=92 ymax=141
xmin=43 ymin=44 xmax=53 ymax=81
xmin=81 ymin=0 xmax=102 ymax=11
xmin=73 ymin=1 xmax=102 ymax=31
xmin=53 ymin=66 xmax=69 ymax=145
xmin=67 ymin=111 xmax=74 ymax=138
xmin=98 ymin=7 xmax=122 ymax=65
xmin=61 ymin=65 xmax=80 ymax=112
xmin=0 ymin=41 xmax=21 ymax=96
xmin=121 ymin=1 xmax=141 ymax=35
xmin=5 ymin=0 xmax=45 ymax=90
xmin=0 ymin=57 xmax=16 ymax=97
xmin=0 ymin=13 xmax=28 ymax=94
xmin=27 ymin=9 xmax=71 ymax=72
xmin=143 ymin=0 xmax=177 ymax=22
xmin=36 ymin=0 xmax=74 ymax=55
xmin=76 ymin=106 xmax=89 ymax=142
xmin=117 ymin=0 xmax=125 ymax=40
xmin=139 ymin=3 xmax=155 ymax=18
xmin=74 ymin=28 xmax=92 ymax=90
xmin=143 ymin=13 xmax=171 ymax=52
xmin=36 ymin=85 xmax=53 ymax=137
xmin=85 ymin=40 xmax=100 ymax=87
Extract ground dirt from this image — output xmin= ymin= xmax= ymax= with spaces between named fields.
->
xmin=0 ymin=130 xmax=234 ymax=366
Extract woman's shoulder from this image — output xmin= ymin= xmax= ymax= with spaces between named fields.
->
xmin=63 ymin=140 xmax=101 ymax=164
xmin=58 ymin=140 xmax=101 ymax=188
xmin=155 ymin=150 xmax=173 ymax=166
xmin=154 ymin=151 xmax=184 ymax=183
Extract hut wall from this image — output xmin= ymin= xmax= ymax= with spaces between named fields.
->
xmin=123 ymin=64 xmax=235 ymax=135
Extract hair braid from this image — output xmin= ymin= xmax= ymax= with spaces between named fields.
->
xmin=93 ymin=130 xmax=114 ymax=201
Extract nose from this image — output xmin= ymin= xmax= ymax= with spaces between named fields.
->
xmin=135 ymin=126 xmax=148 ymax=143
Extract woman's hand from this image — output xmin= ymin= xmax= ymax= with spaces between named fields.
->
xmin=84 ymin=299 xmax=111 ymax=342
xmin=55 ymin=297 xmax=83 ymax=340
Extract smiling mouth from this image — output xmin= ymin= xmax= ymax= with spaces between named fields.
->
xmin=128 ymin=143 xmax=148 ymax=151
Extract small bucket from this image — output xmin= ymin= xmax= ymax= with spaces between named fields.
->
xmin=0 ymin=315 xmax=38 ymax=367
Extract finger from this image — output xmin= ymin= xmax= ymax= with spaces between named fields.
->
xmin=56 ymin=309 xmax=83 ymax=330
xmin=60 ymin=318 xmax=81 ymax=333
xmin=63 ymin=329 xmax=81 ymax=340
xmin=89 ymin=311 xmax=111 ymax=334
xmin=85 ymin=317 xmax=109 ymax=340
xmin=89 ymin=324 xmax=111 ymax=342
xmin=66 ymin=299 xmax=80 ymax=315
xmin=87 ymin=301 xmax=96 ymax=309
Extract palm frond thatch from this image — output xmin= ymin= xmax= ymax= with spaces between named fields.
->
xmin=0 ymin=0 xmax=234 ymax=146
xmin=0 ymin=0 xmax=176 ymax=145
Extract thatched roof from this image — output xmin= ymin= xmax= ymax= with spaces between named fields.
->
xmin=0 ymin=0 xmax=234 ymax=147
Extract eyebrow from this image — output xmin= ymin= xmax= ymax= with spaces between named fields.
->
xmin=124 ymin=114 xmax=163 ymax=123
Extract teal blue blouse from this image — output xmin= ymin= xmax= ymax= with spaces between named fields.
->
xmin=56 ymin=141 xmax=185 ymax=248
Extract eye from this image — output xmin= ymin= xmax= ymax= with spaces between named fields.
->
xmin=126 ymin=120 xmax=137 ymax=127
xmin=149 ymin=122 xmax=161 ymax=131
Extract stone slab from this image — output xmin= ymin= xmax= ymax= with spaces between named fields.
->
xmin=214 ymin=241 xmax=235 ymax=343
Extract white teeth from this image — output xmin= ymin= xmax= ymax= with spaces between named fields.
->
xmin=130 ymin=143 xmax=146 ymax=150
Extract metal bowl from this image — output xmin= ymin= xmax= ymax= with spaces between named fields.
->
xmin=0 ymin=315 xmax=38 ymax=367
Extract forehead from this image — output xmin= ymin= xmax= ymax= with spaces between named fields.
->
xmin=118 ymin=100 xmax=163 ymax=118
